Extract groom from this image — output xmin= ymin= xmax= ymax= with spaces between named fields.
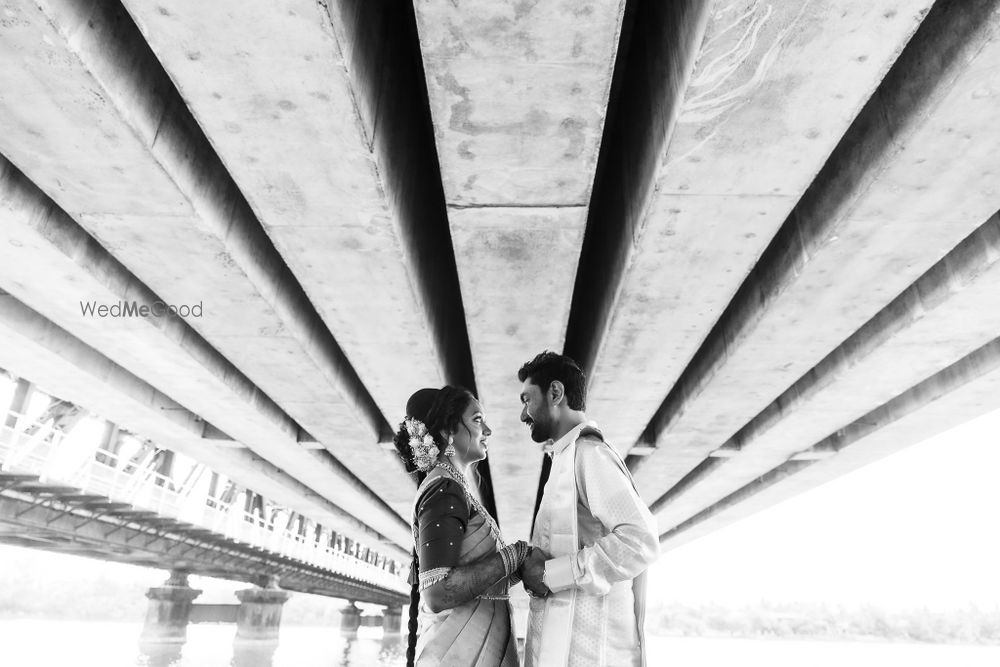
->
xmin=516 ymin=351 xmax=658 ymax=667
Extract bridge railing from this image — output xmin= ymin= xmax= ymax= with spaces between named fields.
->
xmin=0 ymin=410 xmax=408 ymax=594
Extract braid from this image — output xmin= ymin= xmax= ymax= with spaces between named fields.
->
xmin=406 ymin=551 xmax=420 ymax=666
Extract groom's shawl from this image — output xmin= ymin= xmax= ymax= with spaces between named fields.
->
xmin=526 ymin=422 xmax=657 ymax=666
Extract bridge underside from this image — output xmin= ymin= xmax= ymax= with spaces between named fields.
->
xmin=2 ymin=0 xmax=1000 ymax=567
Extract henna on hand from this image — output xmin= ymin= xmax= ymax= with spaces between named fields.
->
xmin=423 ymin=545 xmax=519 ymax=613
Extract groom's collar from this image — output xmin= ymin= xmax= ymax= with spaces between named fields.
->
xmin=542 ymin=421 xmax=599 ymax=457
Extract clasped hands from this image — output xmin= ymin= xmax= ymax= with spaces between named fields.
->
xmin=518 ymin=546 xmax=552 ymax=599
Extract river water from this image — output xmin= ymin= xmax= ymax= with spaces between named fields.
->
xmin=2 ymin=620 xmax=999 ymax=666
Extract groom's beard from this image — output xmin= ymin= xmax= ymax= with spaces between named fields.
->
xmin=527 ymin=415 xmax=551 ymax=443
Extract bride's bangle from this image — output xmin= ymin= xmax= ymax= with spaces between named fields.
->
xmin=498 ymin=541 xmax=530 ymax=578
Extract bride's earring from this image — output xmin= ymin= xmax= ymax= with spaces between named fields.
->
xmin=444 ymin=435 xmax=456 ymax=457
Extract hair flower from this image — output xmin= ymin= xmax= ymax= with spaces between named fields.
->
xmin=403 ymin=416 xmax=439 ymax=473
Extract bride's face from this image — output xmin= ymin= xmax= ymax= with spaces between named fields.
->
xmin=451 ymin=398 xmax=491 ymax=464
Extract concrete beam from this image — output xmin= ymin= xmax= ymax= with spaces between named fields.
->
xmin=632 ymin=0 xmax=1000 ymax=504
xmin=661 ymin=332 xmax=1000 ymax=550
xmin=0 ymin=290 xmax=408 ymax=560
xmin=571 ymin=0 xmax=934 ymax=452
xmin=0 ymin=2 xmax=415 ymax=536
xmin=415 ymin=0 xmax=625 ymax=538
xmin=655 ymin=211 xmax=1000 ymax=528
xmin=119 ymin=0 xmax=471 ymax=507
xmin=0 ymin=152 xmax=409 ymax=549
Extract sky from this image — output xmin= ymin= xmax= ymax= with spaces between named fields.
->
xmin=2 ymin=370 xmax=999 ymax=614
xmin=649 ymin=406 xmax=1000 ymax=611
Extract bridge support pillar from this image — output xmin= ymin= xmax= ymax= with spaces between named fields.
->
xmin=234 ymin=582 xmax=291 ymax=644
xmin=139 ymin=571 xmax=202 ymax=645
xmin=382 ymin=605 xmax=403 ymax=634
xmin=340 ymin=601 xmax=362 ymax=635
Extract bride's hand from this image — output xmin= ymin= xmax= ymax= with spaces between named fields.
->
xmin=520 ymin=546 xmax=551 ymax=598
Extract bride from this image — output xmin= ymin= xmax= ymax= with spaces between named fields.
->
xmin=393 ymin=385 xmax=529 ymax=667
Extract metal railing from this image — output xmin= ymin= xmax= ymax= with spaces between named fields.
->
xmin=0 ymin=409 xmax=407 ymax=594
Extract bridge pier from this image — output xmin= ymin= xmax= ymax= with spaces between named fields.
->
xmin=234 ymin=581 xmax=291 ymax=644
xmin=139 ymin=571 xmax=202 ymax=645
xmin=382 ymin=605 xmax=403 ymax=635
xmin=340 ymin=601 xmax=362 ymax=636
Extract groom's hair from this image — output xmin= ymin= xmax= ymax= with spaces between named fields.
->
xmin=518 ymin=351 xmax=586 ymax=411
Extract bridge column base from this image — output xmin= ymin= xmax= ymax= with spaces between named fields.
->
xmin=340 ymin=601 xmax=362 ymax=636
xmin=234 ymin=585 xmax=291 ymax=644
xmin=382 ymin=605 xmax=403 ymax=634
xmin=139 ymin=571 xmax=202 ymax=645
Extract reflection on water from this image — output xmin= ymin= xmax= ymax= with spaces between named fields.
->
xmin=1 ymin=620 xmax=406 ymax=667
xmin=5 ymin=620 xmax=1000 ymax=667
xmin=134 ymin=626 xmax=406 ymax=667
xmin=137 ymin=644 xmax=183 ymax=667
xmin=230 ymin=643 xmax=278 ymax=667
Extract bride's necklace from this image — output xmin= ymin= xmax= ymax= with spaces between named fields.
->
xmin=435 ymin=459 xmax=506 ymax=548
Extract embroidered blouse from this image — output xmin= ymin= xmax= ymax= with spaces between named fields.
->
xmin=414 ymin=476 xmax=468 ymax=590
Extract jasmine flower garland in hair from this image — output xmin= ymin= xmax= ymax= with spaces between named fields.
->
xmin=404 ymin=416 xmax=439 ymax=472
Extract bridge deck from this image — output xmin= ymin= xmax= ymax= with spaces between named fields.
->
xmin=0 ymin=472 xmax=407 ymax=606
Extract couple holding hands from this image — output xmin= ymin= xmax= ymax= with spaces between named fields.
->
xmin=392 ymin=351 xmax=659 ymax=666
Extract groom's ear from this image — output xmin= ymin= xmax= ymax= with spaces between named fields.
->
xmin=549 ymin=380 xmax=565 ymax=406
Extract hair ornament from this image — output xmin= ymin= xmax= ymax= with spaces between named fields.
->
xmin=404 ymin=416 xmax=439 ymax=472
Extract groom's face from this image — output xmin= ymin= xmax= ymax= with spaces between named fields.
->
xmin=519 ymin=378 xmax=553 ymax=443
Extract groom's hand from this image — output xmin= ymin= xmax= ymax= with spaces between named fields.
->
xmin=520 ymin=547 xmax=552 ymax=598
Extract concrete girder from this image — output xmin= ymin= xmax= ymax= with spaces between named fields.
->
xmin=415 ymin=0 xmax=626 ymax=206
xmin=0 ymin=1 xmax=416 ymax=524
xmin=118 ymin=1 xmax=452 ymax=497
xmin=0 ymin=152 xmax=409 ymax=548
xmin=576 ymin=0 xmax=935 ymax=452
xmin=631 ymin=0 xmax=1000 ymax=505
xmin=655 ymin=211 xmax=1000 ymax=528
xmin=0 ymin=286 xmax=409 ymax=560
xmin=414 ymin=0 xmax=625 ymax=538
xmin=450 ymin=207 xmax=586 ymax=537
xmin=659 ymin=332 xmax=1000 ymax=551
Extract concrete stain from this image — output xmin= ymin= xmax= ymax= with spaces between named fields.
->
xmin=512 ymin=30 xmax=539 ymax=61
xmin=457 ymin=140 xmax=476 ymax=160
xmin=439 ymin=71 xmax=552 ymax=138
xmin=489 ymin=232 xmax=531 ymax=262
xmin=558 ymin=116 xmax=587 ymax=159
xmin=439 ymin=25 xmax=471 ymax=58
xmin=278 ymin=100 xmax=297 ymax=111
xmin=513 ymin=0 xmax=540 ymax=22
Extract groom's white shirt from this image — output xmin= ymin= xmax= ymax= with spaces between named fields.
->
xmin=525 ymin=422 xmax=658 ymax=666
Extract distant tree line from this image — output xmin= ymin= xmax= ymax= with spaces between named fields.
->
xmin=651 ymin=601 xmax=1000 ymax=645
xmin=2 ymin=552 xmax=998 ymax=646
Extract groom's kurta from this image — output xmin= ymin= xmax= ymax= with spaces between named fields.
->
xmin=526 ymin=422 xmax=659 ymax=667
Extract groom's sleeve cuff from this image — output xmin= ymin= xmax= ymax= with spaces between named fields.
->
xmin=542 ymin=555 xmax=575 ymax=592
